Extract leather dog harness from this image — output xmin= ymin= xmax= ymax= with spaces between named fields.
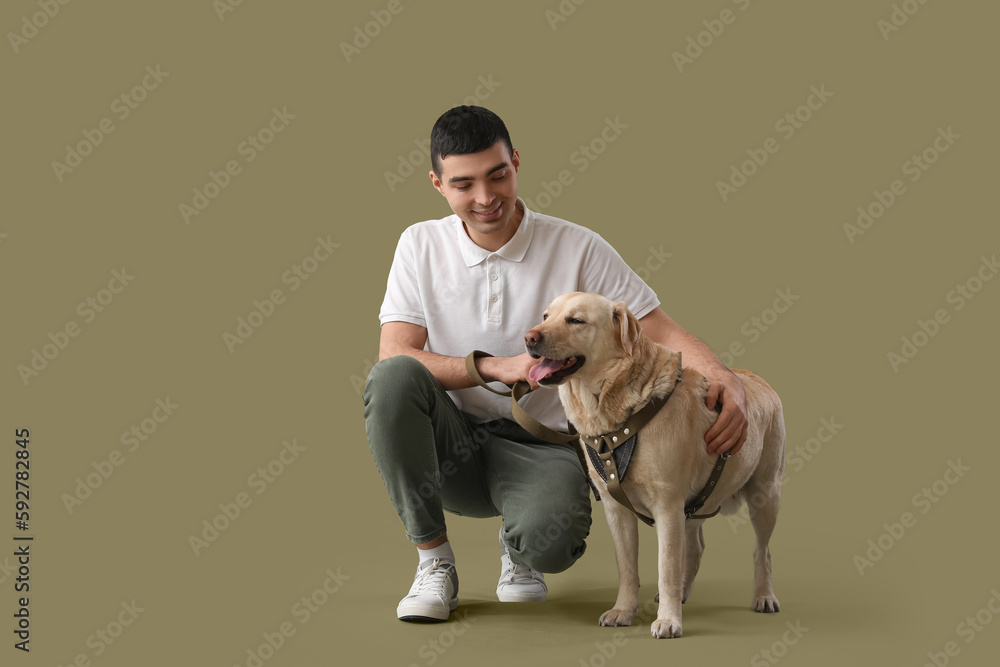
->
xmin=465 ymin=350 xmax=730 ymax=526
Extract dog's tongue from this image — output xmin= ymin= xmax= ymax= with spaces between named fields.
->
xmin=529 ymin=357 xmax=568 ymax=383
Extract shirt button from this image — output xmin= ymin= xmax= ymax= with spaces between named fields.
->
xmin=491 ymin=296 xmax=498 ymax=302
xmin=492 ymin=275 xmax=498 ymax=281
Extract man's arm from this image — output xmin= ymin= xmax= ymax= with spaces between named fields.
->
xmin=379 ymin=321 xmax=540 ymax=390
xmin=638 ymin=308 xmax=749 ymax=455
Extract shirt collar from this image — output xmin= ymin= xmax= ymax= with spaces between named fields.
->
xmin=456 ymin=198 xmax=535 ymax=267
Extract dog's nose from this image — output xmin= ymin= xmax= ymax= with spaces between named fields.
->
xmin=524 ymin=329 xmax=542 ymax=347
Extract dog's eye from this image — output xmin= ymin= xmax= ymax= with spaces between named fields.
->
xmin=567 ymin=318 xmax=586 ymax=325
xmin=542 ymin=313 xmax=548 ymax=321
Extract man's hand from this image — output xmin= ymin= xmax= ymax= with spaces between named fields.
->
xmin=704 ymin=372 xmax=749 ymax=455
xmin=478 ymin=353 xmax=541 ymax=390
xmin=637 ymin=308 xmax=749 ymax=455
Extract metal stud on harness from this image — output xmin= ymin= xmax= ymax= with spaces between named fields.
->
xmin=465 ymin=350 xmax=731 ymax=527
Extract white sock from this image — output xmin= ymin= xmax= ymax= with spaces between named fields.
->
xmin=417 ymin=541 xmax=455 ymax=567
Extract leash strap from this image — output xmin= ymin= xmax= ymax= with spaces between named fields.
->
xmin=465 ymin=351 xmax=577 ymax=445
xmin=465 ymin=350 xmax=596 ymax=500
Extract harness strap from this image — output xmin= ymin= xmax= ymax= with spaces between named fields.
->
xmin=586 ymin=433 xmax=638 ymax=485
xmin=598 ymin=443 xmax=657 ymax=526
xmin=684 ymin=451 xmax=730 ymax=520
xmin=581 ymin=374 xmax=729 ymax=524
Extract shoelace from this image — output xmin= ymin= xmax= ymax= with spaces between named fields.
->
xmin=411 ymin=559 xmax=453 ymax=596
xmin=500 ymin=555 xmax=543 ymax=585
xmin=504 ymin=564 xmax=540 ymax=584
xmin=499 ymin=534 xmax=544 ymax=586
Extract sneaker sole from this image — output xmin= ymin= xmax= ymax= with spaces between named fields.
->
xmin=397 ymin=597 xmax=459 ymax=622
xmin=496 ymin=590 xmax=547 ymax=603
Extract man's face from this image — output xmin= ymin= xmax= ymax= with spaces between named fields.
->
xmin=430 ymin=141 xmax=521 ymax=249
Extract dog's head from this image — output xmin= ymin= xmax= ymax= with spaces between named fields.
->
xmin=524 ymin=292 xmax=642 ymax=386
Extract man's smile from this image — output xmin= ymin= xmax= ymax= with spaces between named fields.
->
xmin=472 ymin=201 xmax=502 ymax=221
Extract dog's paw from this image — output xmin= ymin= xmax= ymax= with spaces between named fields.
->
xmin=753 ymin=595 xmax=780 ymax=613
xmin=598 ymin=608 xmax=636 ymax=627
xmin=650 ymin=617 xmax=683 ymax=639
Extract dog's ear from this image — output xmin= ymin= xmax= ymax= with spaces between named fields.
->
xmin=613 ymin=301 xmax=642 ymax=356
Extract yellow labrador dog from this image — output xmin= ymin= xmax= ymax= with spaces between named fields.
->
xmin=524 ymin=292 xmax=785 ymax=639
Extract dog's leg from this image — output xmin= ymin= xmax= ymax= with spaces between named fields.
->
xmin=598 ymin=498 xmax=640 ymax=627
xmin=651 ymin=506 xmax=685 ymax=638
xmin=682 ymin=520 xmax=705 ymax=603
xmin=747 ymin=478 xmax=781 ymax=613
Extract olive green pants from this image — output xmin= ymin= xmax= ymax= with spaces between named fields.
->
xmin=363 ymin=355 xmax=591 ymax=573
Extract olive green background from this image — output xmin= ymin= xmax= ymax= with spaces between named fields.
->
xmin=2 ymin=1 xmax=998 ymax=665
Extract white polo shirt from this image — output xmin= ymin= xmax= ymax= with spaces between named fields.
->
xmin=378 ymin=199 xmax=659 ymax=430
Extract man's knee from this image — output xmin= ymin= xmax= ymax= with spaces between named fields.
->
xmin=364 ymin=355 xmax=433 ymax=405
xmin=507 ymin=497 xmax=592 ymax=573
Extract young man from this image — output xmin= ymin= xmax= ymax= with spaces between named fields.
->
xmin=364 ymin=106 xmax=748 ymax=622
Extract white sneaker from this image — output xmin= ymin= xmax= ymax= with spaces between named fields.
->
xmin=496 ymin=527 xmax=547 ymax=602
xmin=397 ymin=558 xmax=459 ymax=622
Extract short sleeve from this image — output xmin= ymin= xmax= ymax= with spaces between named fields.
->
xmin=579 ymin=233 xmax=660 ymax=319
xmin=378 ymin=230 xmax=427 ymax=328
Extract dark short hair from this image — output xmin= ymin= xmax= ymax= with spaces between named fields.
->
xmin=430 ymin=106 xmax=514 ymax=176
